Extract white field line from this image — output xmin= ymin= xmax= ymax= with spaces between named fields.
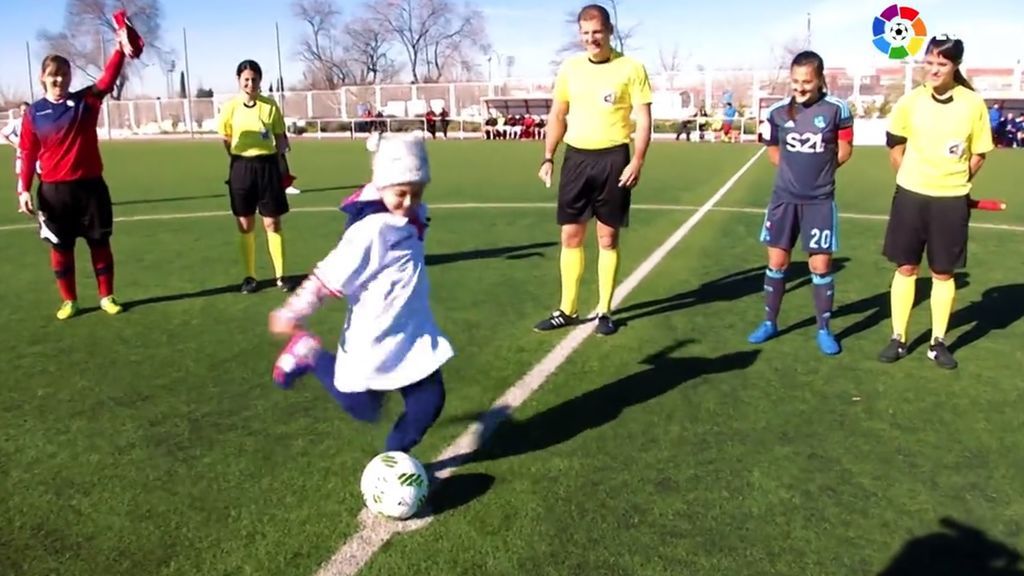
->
xmin=311 ymin=147 xmax=768 ymax=576
xmin=2 ymin=201 xmax=1021 ymax=233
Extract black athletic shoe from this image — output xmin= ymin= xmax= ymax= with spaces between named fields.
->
xmin=240 ymin=276 xmax=258 ymax=294
xmin=927 ymin=338 xmax=958 ymax=370
xmin=277 ymin=277 xmax=296 ymax=292
xmin=595 ymin=314 xmax=618 ymax=336
xmin=533 ymin=309 xmax=578 ymax=332
xmin=878 ymin=336 xmax=908 ymax=363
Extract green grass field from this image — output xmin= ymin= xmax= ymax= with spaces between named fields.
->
xmin=2 ymin=138 xmax=1023 ymax=576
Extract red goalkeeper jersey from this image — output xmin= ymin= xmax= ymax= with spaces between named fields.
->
xmin=18 ymin=50 xmax=125 ymax=193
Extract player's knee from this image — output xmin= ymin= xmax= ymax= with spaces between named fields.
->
xmin=236 ymin=217 xmax=255 ymax=233
xmin=597 ymin=231 xmax=618 ymax=250
xmin=263 ymin=217 xmax=281 ymax=233
xmin=560 ymin=224 xmax=585 ymax=248
xmin=896 ymin=264 xmax=919 ymax=277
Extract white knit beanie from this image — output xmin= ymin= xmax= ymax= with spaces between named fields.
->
xmin=371 ymin=133 xmax=431 ymax=189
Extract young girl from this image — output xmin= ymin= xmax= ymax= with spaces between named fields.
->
xmin=267 ymin=133 xmax=453 ymax=455
xmin=879 ymin=35 xmax=993 ymax=370
xmin=748 ymin=50 xmax=854 ymax=355
xmin=16 ymin=18 xmax=142 ymax=320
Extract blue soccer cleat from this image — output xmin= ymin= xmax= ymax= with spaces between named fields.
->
xmin=747 ymin=320 xmax=778 ymax=344
xmin=816 ymin=328 xmax=841 ymax=356
xmin=272 ymin=331 xmax=322 ymax=389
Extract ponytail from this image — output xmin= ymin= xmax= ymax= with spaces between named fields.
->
xmin=953 ymin=69 xmax=974 ymax=91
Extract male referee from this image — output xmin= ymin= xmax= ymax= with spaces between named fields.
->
xmin=535 ymin=3 xmax=653 ymax=336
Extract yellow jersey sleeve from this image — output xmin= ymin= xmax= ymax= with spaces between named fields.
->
xmin=969 ymin=98 xmax=995 ymax=155
xmin=266 ymin=96 xmax=286 ymax=135
xmin=552 ymin=61 xmax=570 ymax=103
xmin=887 ymin=92 xmax=912 ymax=138
xmin=629 ymin=61 xmax=653 ymax=106
xmin=217 ymin=98 xmax=235 ymax=138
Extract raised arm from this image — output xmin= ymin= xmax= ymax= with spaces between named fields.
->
xmin=89 ymin=48 xmax=127 ymax=99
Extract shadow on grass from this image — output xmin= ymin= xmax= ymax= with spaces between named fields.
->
xmin=775 ymin=272 xmax=971 ymax=343
xmin=117 ymin=242 xmax=556 ymax=311
xmin=877 ymin=517 xmax=1023 ymax=576
xmin=907 ymin=282 xmax=1024 ymax=354
xmin=426 ymin=241 xmax=557 ymax=266
xmin=614 ymin=257 xmax=851 ymax=328
xmin=428 ymin=339 xmax=759 ymax=473
xmin=111 ymin=184 xmax=361 ymax=206
xmin=414 ymin=472 xmax=496 ymax=519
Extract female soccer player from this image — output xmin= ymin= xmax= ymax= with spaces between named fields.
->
xmin=879 ymin=35 xmax=993 ymax=370
xmin=747 ymin=50 xmax=854 ymax=355
xmin=217 ymin=60 xmax=293 ymax=294
xmin=267 ymin=133 xmax=452 ymax=456
xmin=16 ymin=30 xmax=138 ymax=320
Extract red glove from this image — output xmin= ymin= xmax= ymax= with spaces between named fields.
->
xmin=113 ymin=9 xmax=145 ymax=59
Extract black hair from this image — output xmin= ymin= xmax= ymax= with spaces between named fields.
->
xmin=235 ymin=59 xmax=263 ymax=79
xmin=925 ymin=36 xmax=973 ymax=91
xmin=787 ymin=50 xmax=828 ymax=121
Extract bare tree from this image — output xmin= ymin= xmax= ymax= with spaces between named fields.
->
xmin=36 ymin=0 xmax=171 ymax=100
xmin=0 ymin=85 xmax=30 ymax=110
xmin=292 ymin=0 xmax=351 ymax=89
xmin=764 ymin=36 xmax=806 ymax=95
xmin=549 ymin=0 xmax=637 ymax=72
xmin=342 ymin=16 xmax=401 ymax=84
xmin=371 ymin=0 xmax=490 ymax=83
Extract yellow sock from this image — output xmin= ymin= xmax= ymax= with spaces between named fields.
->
xmin=558 ymin=246 xmax=584 ymax=315
xmin=890 ymin=271 xmax=916 ymax=340
xmin=267 ymin=230 xmax=285 ymax=278
xmin=240 ymin=231 xmax=256 ymax=278
xmin=930 ymin=276 xmax=956 ymax=342
xmin=597 ymin=247 xmax=620 ymax=314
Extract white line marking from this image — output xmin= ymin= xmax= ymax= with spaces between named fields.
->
xmin=312 ymin=147 xmax=768 ymax=576
xmin=2 ymin=201 xmax=1021 ymax=233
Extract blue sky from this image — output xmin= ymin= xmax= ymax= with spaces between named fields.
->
xmin=2 ymin=0 xmax=1022 ymax=99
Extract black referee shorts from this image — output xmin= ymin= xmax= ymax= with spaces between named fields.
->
xmin=228 ymin=154 xmax=289 ymax=218
xmin=36 ymin=177 xmax=113 ymax=249
xmin=882 ymin=184 xmax=970 ymax=273
xmin=557 ymin=143 xmax=632 ymax=228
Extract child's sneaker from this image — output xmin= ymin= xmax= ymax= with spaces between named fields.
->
xmin=273 ymin=331 xmax=321 ymax=389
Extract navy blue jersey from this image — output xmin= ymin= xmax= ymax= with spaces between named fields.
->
xmin=764 ymin=95 xmax=853 ymax=203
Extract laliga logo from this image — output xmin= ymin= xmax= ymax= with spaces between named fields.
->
xmin=872 ymin=4 xmax=928 ymax=60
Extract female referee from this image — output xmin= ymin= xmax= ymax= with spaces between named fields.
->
xmin=217 ymin=59 xmax=294 ymax=293
xmin=879 ymin=35 xmax=993 ymax=369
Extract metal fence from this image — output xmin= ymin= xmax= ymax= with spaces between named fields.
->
xmin=4 ymin=64 xmax=1022 ymax=135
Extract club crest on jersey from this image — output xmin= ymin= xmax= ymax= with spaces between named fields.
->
xmin=813 ymin=115 xmax=825 ymax=128
xmin=601 ymin=91 xmax=615 ymax=104
xmin=946 ymin=140 xmax=966 ymax=157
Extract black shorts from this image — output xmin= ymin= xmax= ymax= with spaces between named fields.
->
xmin=882 ymin=185 xmax=970 ymax=272
xmin=36 ymin=177 xmax=113 ymax=248
xmin=228 ymin=154 xmax=289 ymax=218
xmin=557 ymin=143 xmax=632 ymax=228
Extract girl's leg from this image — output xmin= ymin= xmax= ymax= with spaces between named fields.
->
xmin=311 ymin=348 xmax=383 ymax=422
xmin=385 ymin=371 xmax=446 ymax=453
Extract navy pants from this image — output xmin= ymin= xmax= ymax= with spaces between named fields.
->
xmin=312 ymin=350 xmax=445 ymax=453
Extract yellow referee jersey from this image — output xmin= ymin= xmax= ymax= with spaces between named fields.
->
xmin=217 ymin=94 xmax=287 ymax=157
xmin=888 ymin=85 xmax=994 ymax=197
xmin=553 ymin=51 xmax=652 ymax=150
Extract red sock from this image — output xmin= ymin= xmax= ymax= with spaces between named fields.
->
xmin=89 ymin=241 xmax=115 ymax=297
xmin=50 ymin=247 xmax=77 ymax=301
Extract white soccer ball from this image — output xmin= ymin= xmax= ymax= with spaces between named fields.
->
xmin=359 ymin=451 xmax=430 ymax=519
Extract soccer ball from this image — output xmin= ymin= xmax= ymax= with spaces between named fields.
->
xmin=359 ymin=451 xmax=430 ymax=520
xmin=889 ymin=21 xmax=910 ymax=42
